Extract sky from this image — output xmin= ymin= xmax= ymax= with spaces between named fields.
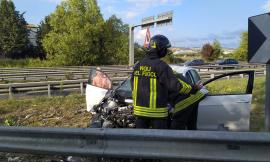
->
xmin=12 ymin=0 xmax=270 ymax=48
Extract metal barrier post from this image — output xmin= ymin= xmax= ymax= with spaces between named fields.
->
xmin=80 ymin=82 xmax=84 ymax=95
xmin=48 ymin=84 xmax=51 ymax=97
xmin=8 ymin=86 xmax=13 ymax=99
xmin=240 ymin=74 xmax=244 ymax=78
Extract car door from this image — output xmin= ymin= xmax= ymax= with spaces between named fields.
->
xmin=197 ymin=71 xmax=254 ymax=131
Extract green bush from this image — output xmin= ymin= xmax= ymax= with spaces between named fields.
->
xmin=0 ymin=59 xmax=55 ymax=68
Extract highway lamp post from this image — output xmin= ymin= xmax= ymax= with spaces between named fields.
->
xmin=129 ymin=11 xmax=173 ymax=66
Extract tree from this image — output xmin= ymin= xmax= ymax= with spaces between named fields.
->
xmin=134 ymin=43 xmax=145 ymax=63
xmin=0 ymin=0 xmax=29 ymax=58
xmin=201 ymin=43 xmax=213 ymax=61
xmin=36 ymin=16 xmax=52 ymax=59
xmin=233 ymin=31 xmax=248 ymax=61
xmin=212 ymin=39 xmax=223 ymax=60
xmin=42 ymin=0 xmax=105 ymax=65
xmin=201 ymin=40 xmax=222 ymax=61
xmin=102 ymin=15 xmax=129 ymax=64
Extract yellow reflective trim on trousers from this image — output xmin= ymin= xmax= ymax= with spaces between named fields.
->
xmin=133 ymin=76 xmax=138 ymax=106
xmin=179 ymin=79 xmax=192 ymax=94
xmin=174 ymin=91 xmax=205 ymax=113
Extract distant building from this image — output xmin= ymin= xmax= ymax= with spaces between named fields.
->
xmin=172 ymin=47 xmax=235 ymax=55
xmin=171 ymin=47 xmax=200 ymax=55
xmin=223 ymin=48 xmax=235 ymax=55
xmin=27 ymin=24 xmax=38 ymax=47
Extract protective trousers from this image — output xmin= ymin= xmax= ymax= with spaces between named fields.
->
xmin=170 ymin=103 xmax=199 ymax=130
xmin=135 ymin=117 xmax=168 ymax=129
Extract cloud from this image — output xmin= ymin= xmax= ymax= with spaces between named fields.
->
xmin=164 ymin=30 xmax=243 ymax=48
xmin=262 ymin=0 xmax=270 ymax=12
xmin=127 ymin=0 xmax=183 ymax=8
xmin=40 ymin=0 xmax=64 ymax=4
xmin=124 ymin=0 xmax=182 ymax=18
xmin=135 ymin=29 xmax=147 ymax=42
xmin=101 ymin=0 xmax=183 ymax=19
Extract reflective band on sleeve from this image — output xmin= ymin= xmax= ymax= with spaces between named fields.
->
xmin=174 ymin=91 xmax=205 ymax=113
xmin=179 ymin=79 xmax=192 ymax=94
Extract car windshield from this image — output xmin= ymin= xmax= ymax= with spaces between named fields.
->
xmin=115 ymin=78 xmax=132 ymax=99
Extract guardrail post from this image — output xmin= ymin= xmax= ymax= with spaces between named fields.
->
xmin=226 ymin=76 xmax=230 ymax=80
xmin=80 ymin=82 xmax=84 ymax=95
xmin=9 ymin=86 xmax=13 ymax=99
xmin=210 ymin=74 xmax=215 ymax=79
xmin=240 ymin=74 xmax=244 ymax=78
xmin=264 ymin=70 xmax=267 ymax=76
xmin=48 ymin=84 xmax=51 ymax=97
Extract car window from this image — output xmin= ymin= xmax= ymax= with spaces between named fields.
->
xmin=184 ymin=72 xmax=194 ymax=85
xmin=117 ymin=78 xmax=132 ymax=92
xmin=205 ymin=77 xmax=249 ymax=95
xmin=189 ymin=70 xmax=201 ymax=84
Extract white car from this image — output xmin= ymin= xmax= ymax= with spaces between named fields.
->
xmin=86 ymin=65 xmax=254 ymax=131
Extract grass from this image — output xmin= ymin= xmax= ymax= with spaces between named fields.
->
xmin=0 ymin=77 xmax=266 ymax=132
xmin=0 ymin=94 xmax=91 ymax=128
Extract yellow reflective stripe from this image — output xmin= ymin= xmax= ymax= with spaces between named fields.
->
xmin=149 ymin=78 xmax=153 ymax=109
xmin=179 ymin=79 xmax=187 ymax=94
xmin=178 ymin=92 xmax=204 ymax=109
xmin=174 ymin=91 xmax=205 ymax=113
xmin=133 ymin=76 xmax=138 ymax=106
xmin=153 ymin=78 xmax=157 ymax=109
xmin=134 ymin=105 xmax=168 ymax=118
xmin=179 ymin=79 xmax=192 ymax=94
xmin=182 ymin=80 xmax=191 ymax=94
xmin=149 ymin=78 xmax=157 ymax=110
xmin=134 ymin=105 xmax=168 ymax=112
xmin=134 ymin=110 xmax=168 ymax=118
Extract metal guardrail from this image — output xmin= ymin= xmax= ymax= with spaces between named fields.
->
xmin=191 ymin=63 xmax=266 ymax=71
xmin=199 ymin=68 xmax=266 ymax=80
xmin=0 ymin=64 xmax=265 ymax=81
xmin=0 ymin=68 xmax=132 ymax=81
xmin=0 ymin=127 xmax=269 ymax=162
xmin=0 ymin=77 xmax=127 ymax=99
xmin=0 ymin=69 xmax=266 ymax=99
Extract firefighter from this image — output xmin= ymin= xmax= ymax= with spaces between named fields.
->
xmin=170 ymin=74 xmax=206 ymax=130
xmin=131 ymin=35 xmax=201 ymax=129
